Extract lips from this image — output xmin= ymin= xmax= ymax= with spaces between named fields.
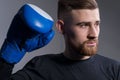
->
xmin=86 ymin=41 xmax=96 ymax=47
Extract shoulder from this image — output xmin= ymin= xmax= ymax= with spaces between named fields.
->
xmin=94 ymin=54 xmax=120 ymax=72
xmin=95 ymin=54 xmax=120 ymax=65
xmin=19 ymin=54 xmax=61 ymax=79
xmin=24 ymin=53 xmax=62 ymax=68
xmin=22 ymin=54 xmax=61 ymax=75
xmin=94 ymin=54 xmax=120 ymax=79
xmin=32 ymin=53 xmax=62 ymax=62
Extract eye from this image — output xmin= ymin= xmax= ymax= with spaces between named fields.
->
xmin=95 ymin=21 xmax=100 ymax=27
xmin=76 ymin=22 xmax=89 ymax=28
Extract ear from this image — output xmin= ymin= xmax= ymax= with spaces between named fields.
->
xmin=56 ymin=20 xmax=65 ymax=34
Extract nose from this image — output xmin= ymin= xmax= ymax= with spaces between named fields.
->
xmin=87 ymin=26 xmax=99 ymax=40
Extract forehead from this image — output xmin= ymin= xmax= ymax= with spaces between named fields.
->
xmin=69 ymin=8 xmax=100 ymax=22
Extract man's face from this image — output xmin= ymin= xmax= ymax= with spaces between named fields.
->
xmin=63 ymin=8 xmax=100 ymax=56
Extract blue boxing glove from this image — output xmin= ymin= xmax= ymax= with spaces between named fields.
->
xmin=0 ymin=4 xmax=55 ymax=64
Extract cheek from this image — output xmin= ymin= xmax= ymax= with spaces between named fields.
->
xmin=74 ymin=29 xmax=87 ymax=43
xmin=67 ymin=27 xmax=87 ymax=44
xmin=64 ymin=27 xmax=75 ymax=38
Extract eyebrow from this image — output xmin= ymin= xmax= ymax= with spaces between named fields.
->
xmin=76 ymin=20 xmax=101 ymax=25
xmin=96 ymin=21 xmax=101 ymax=23
xmin=76 ymin=22 xmax=90 ymax=26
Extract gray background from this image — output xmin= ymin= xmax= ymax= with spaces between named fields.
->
xmin=0 ymin=0 xmax=119 ymax=73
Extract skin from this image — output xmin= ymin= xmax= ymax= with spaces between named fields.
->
xmin=56 ymin=8 xmax=100 ymax=60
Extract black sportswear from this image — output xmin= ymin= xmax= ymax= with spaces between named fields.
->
xmin=0 ymin=53 xmax=120 ymax=80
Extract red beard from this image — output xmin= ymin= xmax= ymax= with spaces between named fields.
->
xmin=70 ymin=39 xmax=98 ymax=56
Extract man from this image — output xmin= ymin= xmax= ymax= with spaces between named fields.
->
xmin=0 ymin=0 xmax=120 ymax=80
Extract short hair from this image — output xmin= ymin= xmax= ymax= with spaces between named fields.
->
xmin=58 ymin=0 xmax=98 ymax=20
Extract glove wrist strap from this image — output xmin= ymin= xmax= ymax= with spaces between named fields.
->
xmin=0 ymin=39 xmax=26 ymax=64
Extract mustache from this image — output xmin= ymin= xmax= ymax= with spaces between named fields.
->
xmin=84 ymin=39 xmax=98 ymax=44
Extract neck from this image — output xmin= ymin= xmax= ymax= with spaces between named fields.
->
xmin=63 ymin=47 xmax=91 ymax=61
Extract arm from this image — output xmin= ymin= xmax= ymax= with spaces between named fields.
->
xmin=0 ymin=58 xmax=14 ymax=80
xmin=0 ymin=56 xmax=48 ymax=80
xmin=0 ymin=3 xmax=54 ymax=80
